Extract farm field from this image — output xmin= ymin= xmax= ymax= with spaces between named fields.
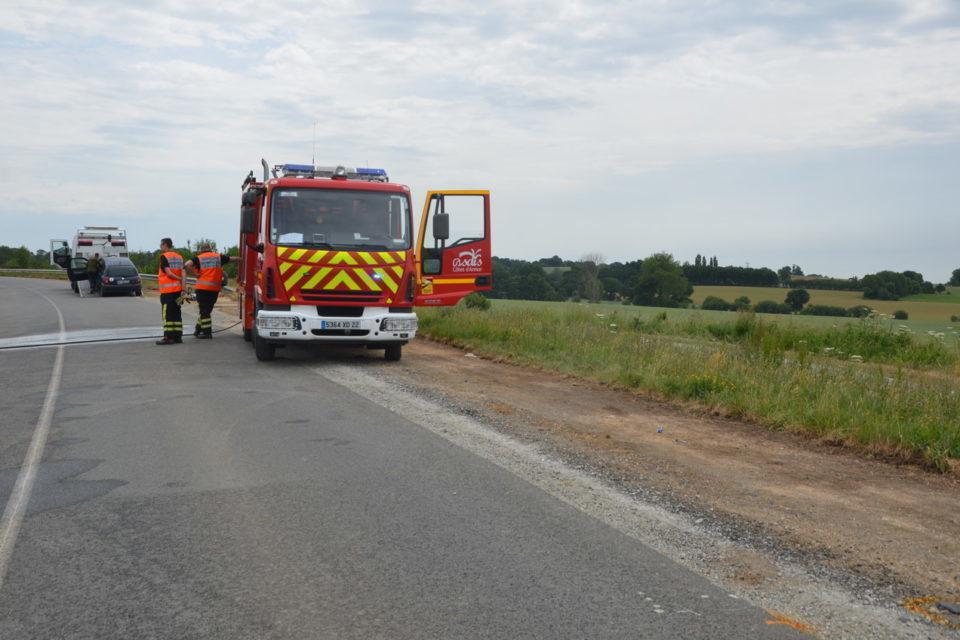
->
xmin=903 ymin=286 xmax=960 ymax=304
xmin=419 ymin=298 xmax=960 ymax=469
xmin=498 ymin=296 xmax=959 ymax=343
xmin=692 ymin=284 xmax=960 ymax=324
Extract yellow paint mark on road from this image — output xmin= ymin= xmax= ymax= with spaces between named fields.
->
xmin=904 ymin=596 xmax=960 ymax=630
xmin=764 ymin=611 xmax=816 ymax=634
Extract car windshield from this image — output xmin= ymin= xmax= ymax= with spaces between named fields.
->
xmin=270 ymin=188 xmax=411 ymax=250
xmin=107 ymin=265 xmax=138 ymax=277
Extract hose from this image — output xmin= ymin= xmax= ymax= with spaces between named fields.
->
xmin=0 ymin=320 xmax=244 ymax=351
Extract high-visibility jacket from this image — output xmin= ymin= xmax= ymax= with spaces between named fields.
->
xmin=195 ymin=251 xmax=224 ymax=292
xmin=158 ymin=251 xmax=184 ymax=294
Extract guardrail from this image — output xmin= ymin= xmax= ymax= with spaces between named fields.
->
xmin=2 ymin=268 xmax=234 ymax=293
xmin=0 ymin=268 xmax=65 ymax=274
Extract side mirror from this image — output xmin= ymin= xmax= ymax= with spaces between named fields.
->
xmin=241 ymin=190 xmax=260 ymax=206
xmin=423 ymin=258 xmax=442 ymax=275
xmin=433 ymin=212 xmax=450 ymax=241
xmin=241 ymin=206 xmax=258 ymax=233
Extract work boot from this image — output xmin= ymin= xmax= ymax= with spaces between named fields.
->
xmin=195 ymin=333 xmax=212 ymax=340
xmin=155 ymin=337 xmax=179 ymax=346
xmin=193 ymin=326 xmax=201 ymax=337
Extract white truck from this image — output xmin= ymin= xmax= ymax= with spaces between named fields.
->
xmin=50 ymin=227 xmax=130 ymax=293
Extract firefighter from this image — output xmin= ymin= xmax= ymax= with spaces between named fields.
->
xmin=156 ymin=238 xmax=185 ymax=345
xmin=184 ymin=243 xmax=230 ymax=339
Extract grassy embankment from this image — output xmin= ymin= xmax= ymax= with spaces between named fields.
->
xmin=419 ymin=299 xmax=960 ymax=470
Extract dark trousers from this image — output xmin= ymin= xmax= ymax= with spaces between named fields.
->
xmin=88 ymin=272 xmax=99 ymax=293
xmin=194 ymin=289 xmax=219 ymax=336
xmin=160 ymin=292 xmax=183 ymax=339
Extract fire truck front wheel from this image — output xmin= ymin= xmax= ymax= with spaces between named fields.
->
xmin=384 ymin=343 xmax=402 ymax=362
xmin=253 ymin=331 xmax=276 ymax=362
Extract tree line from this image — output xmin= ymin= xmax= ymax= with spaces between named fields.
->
xmin=4 ymin=243 xmax=956 ymax=304
xmin=0 ymin=242 xmax=240 ymax=280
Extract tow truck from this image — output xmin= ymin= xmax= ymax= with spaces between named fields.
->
xmin=49 ymin=227 xmax=130 ymax=293
xmin=238 ymin=161 xmax=492 ymax=361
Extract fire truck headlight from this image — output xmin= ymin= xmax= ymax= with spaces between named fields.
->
xmin=381 ymin=317 xmax=418 ymax=332
xmin=257 ymin=316 xmax=301 ymax=330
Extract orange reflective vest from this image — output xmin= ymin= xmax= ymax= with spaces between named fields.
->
xmin=158 ymin=251 xmax=184 ymax=294
xmin=195 ymin=251 xmax=223 ymax=292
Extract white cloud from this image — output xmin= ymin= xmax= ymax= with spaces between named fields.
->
xmin=0 ymin=0 xmax=957 ymax=277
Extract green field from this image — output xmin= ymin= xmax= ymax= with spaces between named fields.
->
xmin=692 ymin=285 xmax=960 ymax=325
xmin=420 ymin=299 xmax=960 ymax=469
xmin=902 ymin=287 xmax=960 ymax=304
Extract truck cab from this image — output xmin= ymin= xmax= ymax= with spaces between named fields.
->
xmin=238 ymin=162 xmax=491 ymax=361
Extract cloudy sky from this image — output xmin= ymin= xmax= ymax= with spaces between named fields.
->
xmin=1 ymin=0 xmax=958 ymax=280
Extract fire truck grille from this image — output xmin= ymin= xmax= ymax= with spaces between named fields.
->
xmin=311 ymin=329 xmax=371 ymax=337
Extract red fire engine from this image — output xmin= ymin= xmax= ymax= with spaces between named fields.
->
xmin=238 ymin=161 xmax=492 ymax=361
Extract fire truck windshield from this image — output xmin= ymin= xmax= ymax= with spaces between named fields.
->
xmin=270 ymin=188 xmax=410 ymax=250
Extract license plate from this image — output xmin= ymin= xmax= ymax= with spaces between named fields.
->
xmin=117 ymin=279 xmax=127 ymax=284
xmin=321 ymin=320 xmax=361 ymax=330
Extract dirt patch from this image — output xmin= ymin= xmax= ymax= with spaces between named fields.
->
xmin=397 ymin=338 xmax=960 ymax=599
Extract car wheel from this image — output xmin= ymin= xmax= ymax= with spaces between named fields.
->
xmin=384 ymin=344 xmax=402 ymax=361
xmin=254 ymin=330 xmax=276 ymax=361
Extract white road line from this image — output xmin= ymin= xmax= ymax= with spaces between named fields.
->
xmin=0 ymin=290 xmax=66 ymax=590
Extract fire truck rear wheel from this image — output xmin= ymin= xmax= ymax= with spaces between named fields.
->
xmin=384 ymin=344 xmax=402 ymax=361
xmin=254 ymin=331 xmax=276 ymax=361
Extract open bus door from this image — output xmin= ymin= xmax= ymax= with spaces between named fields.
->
xmin=414 ymin=190 xmax=492 ymax=306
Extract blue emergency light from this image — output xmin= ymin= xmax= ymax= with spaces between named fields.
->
xmin=274 ymin=163 xmax=390 ymax=182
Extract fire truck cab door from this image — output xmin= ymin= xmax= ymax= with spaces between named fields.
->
xmin=414 ymin=190 xmax=492 ymax=306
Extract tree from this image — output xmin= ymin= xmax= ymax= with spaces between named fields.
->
xmin=950 ymin=269 xmax=960 ymax=286
xmin=785 ymin=288 xmax=810 ymax=311
xmin=733 ymin=296 xmax=751 ymax=311
xmin=755 ymin=300 xmax=791 ymax=314
xmin=862 ymin=271 xmax=923 ymax=300
xmin=577 ymin=253 xmax=604 ymax=302
xmin=791 ymin=264 xmax=804 ymax=276
xmin=631 ymin=253 xmax=693 ymax=308
xmin=701 ymin=296 xmax=733 ymax=311
xmin=778 ymin=266 xmax=792 ymax=286
xmin=935 ymin=283 xmax=946 ymax=293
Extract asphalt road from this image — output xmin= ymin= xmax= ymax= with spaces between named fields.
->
xmin=0 ymin=277 xmax=805 ymax=639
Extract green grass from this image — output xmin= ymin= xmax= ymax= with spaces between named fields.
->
xmin=419 ymin=300 xmax=960 ymax=470
xmin=902 ymin=291 xmax=960 ymax=304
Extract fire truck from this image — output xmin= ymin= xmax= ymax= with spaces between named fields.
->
xmin=238 ymin=161 xmax=492 ymax=361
